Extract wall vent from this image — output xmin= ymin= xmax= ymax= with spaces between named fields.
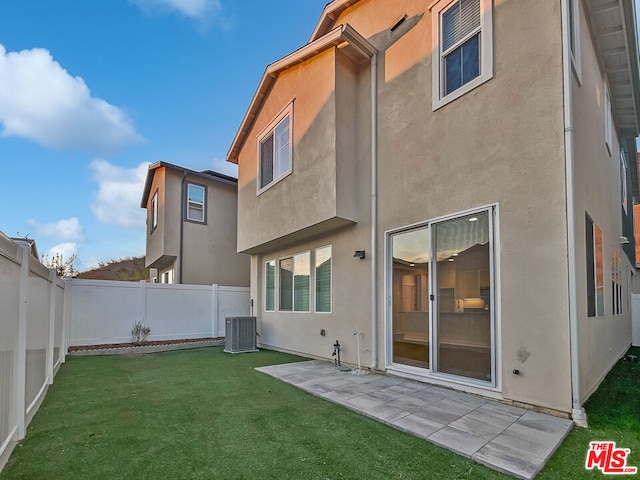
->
xmin=224 ymin=317 xmax=258 ymax=354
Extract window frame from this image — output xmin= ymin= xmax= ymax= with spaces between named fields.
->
xmin=186 ymin=182 xmax=207 ymax=224
xmin=568 ymin=0 xmax=582 ymax=83
xmin=586 ymin=214 xmax=604 ymax=317
xmin=431 ymin=0 xmax=493 ymax=110
xmin=150 ymin=190 xmax=158 ymax=233
xmin=256 ymin=101 xmax=294 ymax=195
xmin=265 ymin=259 xmax=276 ymax=312
xmin=314 ymin=245 xmax=332 ymax=314
xmin=620 ymin=149 xmax=628 ymax=213
xmin=277 ymin=250 xmax=311 ymax=313
xmin=605 ymin=84 xmax=613 ymax=156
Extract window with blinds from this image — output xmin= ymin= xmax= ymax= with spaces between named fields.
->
xmin=442 ymin=0 xmax=481 ymax=95
xmin=315 ymin=246 xmax=332 ymax=313
xmin=258 ymin=103 xmax=293 ymax=193
xmin=432 ymin=0 xmax=492 ymax=109
xmin=186 ymin=183 xmax=205 ymax=223
xmin=278 ymin=252 xmax=310 ymax=312
xmin=265 ymin=260 xmax=275 ymax=311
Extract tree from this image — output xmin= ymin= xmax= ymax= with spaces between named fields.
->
xmin=41 ymin=252 xmax=77 ymax=277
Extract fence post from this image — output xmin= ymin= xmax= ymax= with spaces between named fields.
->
xmin=15 ymin=244 xmax=28 ymax=440
xmin=212 ymin=284 xmax=219 ymax=339
xmin=46 ymin=269 xmax=56 ymax=385
xmin=139 ymin=280 xmax=147 ymax=336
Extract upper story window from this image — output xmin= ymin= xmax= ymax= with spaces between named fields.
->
xmin=620 ymin=149 xmax=628 ymax=213
xmin=257 ymin=102 xmax=293 ymax=194
xmin=605 ymin=85 xmax=613 ymax=155
xmin=568 ymin=0 xmax=581 ymax=81
xmin=151 ymin=191 xmax=158 ymax=231
xmin=431 ymin=0 xmax=493 ymax=110
xmin=186 ymin=183 xmax=205 ymax=223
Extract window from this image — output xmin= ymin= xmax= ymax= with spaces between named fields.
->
xmin=611 ymin=247 xmax=623 ymax=315
xmin=151 ymin=191 xmax=158 ymax=231
xmin=568 ymin=0 xmax=581 ymax=80
xmin=431 ymin=0 xmax=493 ymax=110
xmin=278 ymin=252 xmax=310 ymax=312
xmin=605 ymin=86 xmax=612 ymax=155
xmin=186 ymin=184 xmax=205 ymax=222
xmin=315 ymin=246 xmax=332 ymax=313
xmin=586 ymin=215 xmax=604 ymax=317
xmin=265 ymin=260 xmax=275 ymax=311
xmin=620 ymin=150 xmax=628 ymax=213
xmin=258 ymin=103 xmax=293 ymax=193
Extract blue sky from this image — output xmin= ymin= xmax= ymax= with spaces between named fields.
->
xmin=0 ymin=0 xmax=328 ymax=271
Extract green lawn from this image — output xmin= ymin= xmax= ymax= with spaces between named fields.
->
xmin=1 ymin=346 xmax=638 ymax=479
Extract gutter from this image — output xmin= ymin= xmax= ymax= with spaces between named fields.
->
xmin=179 ymin=171 xmax=187 ymax=284
xmin=370 ymin=52 xmax=379 ymax=369
xmin=561 ymin=0 xmax=587 ymax=427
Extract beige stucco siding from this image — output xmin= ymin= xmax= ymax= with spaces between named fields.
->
xmin=571 ymin=1 xmax=633 ymax=403
xmin=182 ymin=181 xmax=250 ymax=287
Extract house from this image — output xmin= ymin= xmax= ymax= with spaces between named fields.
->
xmin=140 ymin=161 xmax=250 ymax=287
xmin=227 ymin=0 xmax=640 ymax=422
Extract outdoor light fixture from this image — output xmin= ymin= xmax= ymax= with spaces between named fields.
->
xmin=620 ymin=236 xmax=630 ymax=245
xmin=354 ymin=250 xmax=366 ymax=259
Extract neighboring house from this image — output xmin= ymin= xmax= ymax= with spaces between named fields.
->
xmin=140 ymin=161 xmax=250 ymax=287
xmin=227 ymin=0 xmax=640 ymax=422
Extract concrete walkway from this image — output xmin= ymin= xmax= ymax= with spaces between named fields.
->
xmin=256 ymin=360 xmax=574 ymax=479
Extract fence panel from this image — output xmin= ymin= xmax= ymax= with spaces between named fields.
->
xmin=0 ymin=239 xmax=20 ymax=459
xmin=25 ymin=262 xmax=51 ymax=412
xmin=54 ymin=282 xmax=65 ymax=368
xmin=216 ymin=287 xmax=251 ymax=337
xmin=146 ymin=284 xmax=214 ymax=341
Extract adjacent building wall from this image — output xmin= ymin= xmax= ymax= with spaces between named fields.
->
xmin=571 ymin=0 xmax=634 ymax=403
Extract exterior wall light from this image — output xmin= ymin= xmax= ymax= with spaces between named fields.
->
xmin=354 ymin=250 xmax=366 ymax=259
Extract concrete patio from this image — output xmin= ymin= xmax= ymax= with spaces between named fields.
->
xmin=256 ymin=360 xmax=574 ymax=480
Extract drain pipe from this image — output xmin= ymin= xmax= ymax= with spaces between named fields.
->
xmin=179 ymin=170 xmax=187 ymax=284
xmin=561 ymin=0 xmax=587 ymax=427
xmin=370 ymin=52 xmax=379 ymax=370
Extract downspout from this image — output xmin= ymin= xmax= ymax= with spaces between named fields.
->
xmin=370 ymin=52 xmax=379 ymax=369
xmin=179 ymin=171 xmax=187 ymax=284
xmin=561 ymin=0 xmax=587 ymax=427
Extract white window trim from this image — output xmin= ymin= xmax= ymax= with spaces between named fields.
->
xmin=151 ymin=191 xmax=158 ymax=230
xmin=264 ymin=259 xmax=276 ymax=312
xmin=256 ymin=101 xmax=294 ymax=195
xmin=568 ymin=0 xmax=582 ymax=84
xmin=186 ymin=183 xmax=206 ymax=223
xmin=430 ymin=0 xmax=493 ymax=111
xmin=314 ymin=245 xmax=333 ymax=314
xmin=277 ymin=250 xmax=311 ymax=313
xmin=605 ymin=83 xmax=613 ymax=156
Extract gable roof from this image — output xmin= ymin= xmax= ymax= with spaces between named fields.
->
xmin=226 ymin=23 xmax=376 ymax=164
xmin=309 ymin=0 xmax=363 ymax=43
xmin=140 ymin=161 xmax=237 ymax=208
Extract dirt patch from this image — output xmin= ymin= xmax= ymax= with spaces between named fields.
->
xmin=69 ymin=337 xmax=224 ymax=352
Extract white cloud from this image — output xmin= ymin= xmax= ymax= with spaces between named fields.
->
xmin=210 ymin=157 xmax=237 ymax=178
xmin=90 ymin=160 xmax=150 ymax=228
xmin=131 ymin=0 xmax=221 ymax=19
xmin=0 ymin=44 xmax=144 ymax=154
xmin=27 ymin=217 xmax=84 ymax=242
xmin=44 ymin=242 xmax=78 ymax=261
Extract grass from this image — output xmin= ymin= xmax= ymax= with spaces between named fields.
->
xmin=0 ymin=346 xmax=638 ymax=479
xmin=539 ymin=345 xmax=640 ymax=479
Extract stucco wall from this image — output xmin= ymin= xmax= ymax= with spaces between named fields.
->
xmin=571 ymin=1 xmax=633 ymax=403
xmin=235 ymin=0 xmax=577 ymax=413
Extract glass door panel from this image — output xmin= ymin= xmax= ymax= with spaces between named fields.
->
xmin=391 ymin=228 xmax=430 ymax=369
xmin=434 ymin=211 xmax=492 ymax=381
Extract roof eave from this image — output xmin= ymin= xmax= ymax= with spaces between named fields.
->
xmin=226 ymin=24 xmax=376 ymax=164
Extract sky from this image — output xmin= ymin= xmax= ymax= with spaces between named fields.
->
xmin=0 ymin=0 xmax=328 ymax=271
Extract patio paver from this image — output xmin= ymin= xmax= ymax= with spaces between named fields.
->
xmin=256 ymin=360 xmax=573 ymax=479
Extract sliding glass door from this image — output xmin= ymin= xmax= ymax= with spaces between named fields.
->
xmin=389 ymin=208 xmax=495 ymax=384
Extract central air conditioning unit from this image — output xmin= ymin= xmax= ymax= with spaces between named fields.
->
xmin=224 ymin=316 xmax=258 ymax=354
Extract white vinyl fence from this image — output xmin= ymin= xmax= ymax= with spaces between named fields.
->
xmin=0 ymin=231 xmax=250 ymax=473
xmin=632 ymin=294 xmax=640 ymax=347
xmin=68 ymin=280 xmax=250 ymax=346
xmin=0 ymin=234 xmax=66 ymax=471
